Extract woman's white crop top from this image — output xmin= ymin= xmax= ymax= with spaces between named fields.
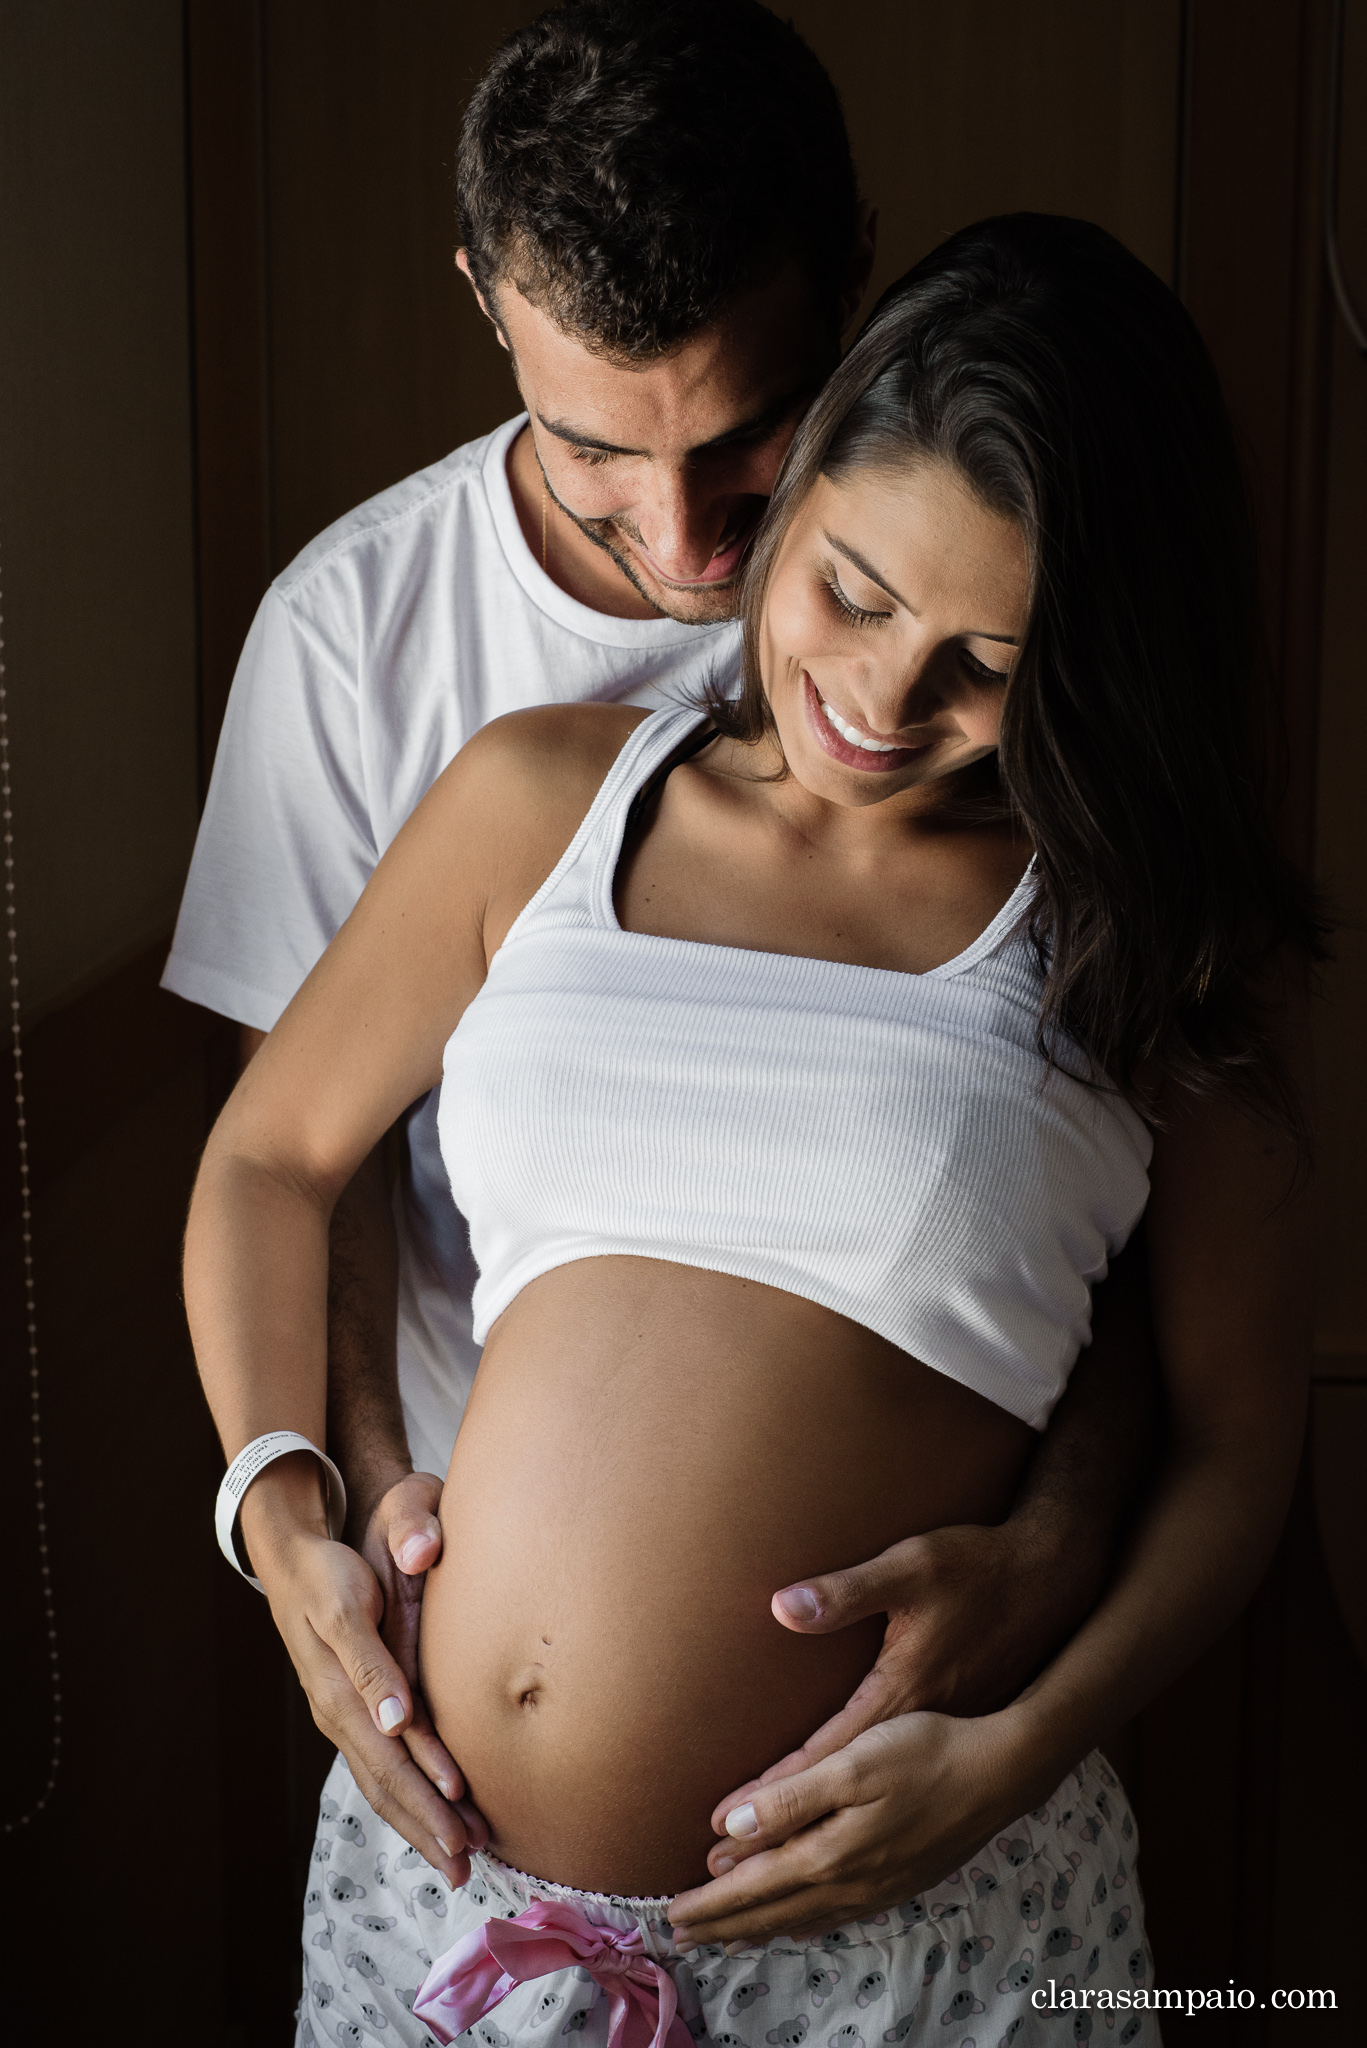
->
xmin=439 ymin=708 xmax=1152 ymax=1429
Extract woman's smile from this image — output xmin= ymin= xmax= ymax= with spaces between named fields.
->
xmin=802 ymin=672 xmax=933 ymax=772
xmin=760 ymin=467 xmax=1027 ymax=811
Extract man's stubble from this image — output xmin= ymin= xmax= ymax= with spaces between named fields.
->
xmin=534 ymin=447 xmax=745 ymax=629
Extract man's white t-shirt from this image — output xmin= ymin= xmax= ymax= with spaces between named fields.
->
xmin=164 ymin=413 xmax=742 ymax=1476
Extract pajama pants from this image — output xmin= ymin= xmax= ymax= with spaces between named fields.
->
xmin=296 ymin=1750 xmax=1159 ymax=2048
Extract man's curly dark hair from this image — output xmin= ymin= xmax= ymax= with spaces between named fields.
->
xmin=457 ymin=0 xmax=859 ymax=360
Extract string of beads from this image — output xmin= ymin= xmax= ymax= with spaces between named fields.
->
xmin=0 ymin=545 xmax=62 ymax=1833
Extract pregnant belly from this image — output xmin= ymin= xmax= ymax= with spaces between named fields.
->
xmin=419 ymin=1258 xmax=1031 ymax=1897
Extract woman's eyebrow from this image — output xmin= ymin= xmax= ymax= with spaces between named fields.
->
xmin=824 ymin=529 xmax=915 ymax=610
xmin=823 ymin=529 xmax=1019 ymax=643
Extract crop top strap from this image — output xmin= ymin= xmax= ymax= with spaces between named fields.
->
xmin=495 ymin=707 xmax=712 ymax=953
xmin=580 ymin=706 xmax=714 ymax=927
xmin=621 ymin=716 xmax=719 ymax=842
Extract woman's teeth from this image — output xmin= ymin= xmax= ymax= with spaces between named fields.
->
xmin=822 ymin=699 xmax=903 ymax=753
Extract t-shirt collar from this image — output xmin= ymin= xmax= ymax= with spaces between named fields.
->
xmin=482 ymin=413 xmax=737 ymax=651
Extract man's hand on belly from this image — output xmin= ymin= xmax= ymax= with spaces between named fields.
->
xmin=757 ymin=1516 xmax=1092 ymax=1759
xmin=357 ymin=1470 xmax=486 ymax=1827
xmin=661 ymin=1521 xmax=1097 ymax=1946
xmin=668 ymin=1240 xmax=1161 ymax=1943
xmin=714 ymin=1231 xmax=1162 ymax=1779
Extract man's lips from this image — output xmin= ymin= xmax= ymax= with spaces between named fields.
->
xmin=803 ymin=673 xmax=933 ymax=773
xmin=630 ymin=517 xmax=757 ymax=588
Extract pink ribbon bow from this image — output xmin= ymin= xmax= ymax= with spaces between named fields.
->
xmin=413 ymin=1896 xmax=695 ymax=2048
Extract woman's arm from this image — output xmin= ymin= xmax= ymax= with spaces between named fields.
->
xmin=217 ymin=1030 xmax=465 ymax=1867
xmin=668 ymin=1061 xmax=1312 ymax=1946
xmin=184 ymin=705 xmax=635 ymax=1879
xmin=187 ymin=702 xmax=633 ymax=1446
xmin=186 ymin=763 xmax=491 ymax=1455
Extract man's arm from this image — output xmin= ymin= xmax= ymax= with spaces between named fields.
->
xmin=737 ymin=1230 xmax=1160 ymax=1778
xmin=235 ymin=1023 xmax=472 ymax=1861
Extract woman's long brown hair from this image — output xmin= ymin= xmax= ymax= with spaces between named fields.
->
xmin=706 ymin=214 xmax=1326 ymax=1133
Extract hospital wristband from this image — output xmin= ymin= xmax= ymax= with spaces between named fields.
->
xmin=214 ymin=1430 xmax=348 ymax=1593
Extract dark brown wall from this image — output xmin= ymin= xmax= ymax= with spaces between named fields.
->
xmin=0 ymin=0 xmax=199 ymax=1013
xmin=0 ymin=6 xmax=219 ymax=2038
xmin=3 ymin=4 xmax=1364 ymax=2042
xmin=1315 ymin=0 xmax=1367 ymax=1365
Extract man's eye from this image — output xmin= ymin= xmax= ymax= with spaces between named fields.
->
xmin=569 ymin=445 xmax=616 ymax=467
xmin=824 ymin=576 xmax=891 ymax=628
xmin=716 ymin=419 xmax=788 ymax=453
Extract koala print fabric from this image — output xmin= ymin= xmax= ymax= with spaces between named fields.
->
xmin=296 ymin=1750 xmax=1159 ymax=2048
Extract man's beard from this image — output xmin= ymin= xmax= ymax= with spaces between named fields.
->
xmin=540 ymin=466 xmax=755 ymax=626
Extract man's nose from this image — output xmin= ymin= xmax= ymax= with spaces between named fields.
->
xmin=636 ymin=469 xmax=732 ymax=582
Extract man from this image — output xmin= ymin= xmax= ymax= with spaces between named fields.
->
xmin=167 ymin=0 xmax=1153 ymax=1937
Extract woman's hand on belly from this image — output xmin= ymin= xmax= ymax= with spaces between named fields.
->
xmin=419 ymin=1261 xmax=1032 ymax=1896
xmin=667 ymin=1704 xmax=1050 ymax=1950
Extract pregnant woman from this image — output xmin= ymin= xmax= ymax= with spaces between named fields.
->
xmin=186 ymin=217 xmax=1315 ymax=2047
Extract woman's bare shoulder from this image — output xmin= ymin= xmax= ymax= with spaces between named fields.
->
xmin=410 ymin=704 xmax=651 ymax=930
xmin=464 ymin=702 xmax=649 ymax=798
xmin=432 ymin=702 xmax=647 ymax=821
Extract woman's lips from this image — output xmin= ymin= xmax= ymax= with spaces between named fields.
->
xmin=803 ymin=673 xmax=932 ymax=773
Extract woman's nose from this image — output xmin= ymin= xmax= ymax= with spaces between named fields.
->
xmin=853 ymin=648 xmax=946 ymax=737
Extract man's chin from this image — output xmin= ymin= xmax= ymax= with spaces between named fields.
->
xmin=566 ymin=509 xmax=748 ymax=625
xmin=644 ymin=580 xmax=744 ymax=626
xmin=611 ymin=548 xmax=743 ymax=625
xmin=584 ymin=529 xmax=738 ymax=625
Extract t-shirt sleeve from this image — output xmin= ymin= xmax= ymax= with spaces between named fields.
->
xmin=161 ymin=583 xmax=376 ymax=1030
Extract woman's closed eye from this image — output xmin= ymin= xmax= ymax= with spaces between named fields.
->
xmin=960 ymin=647 xmax=1012 ymax=684
xmin=823 ymin=572 xmax=892 ymax=628
xmin=820 ymin=554 xmax=1016 ymax=680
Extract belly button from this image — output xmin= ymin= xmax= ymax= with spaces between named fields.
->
xmin=509 ymin=1665 xmax=546 ymax=1710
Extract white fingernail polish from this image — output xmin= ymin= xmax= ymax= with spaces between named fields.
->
xmin=775 ymin=1586 xmax=821 ymax=1624
xmin=714 ymin=1856 xmax=735 ymax=1875
xmin=725 ymin=1803 xmax=758 ymax=1838
xmin=724 ymin=1941 xmax=754 ymax=1958
xmin=437 ymin=1836 xmax=456 ymax=1857
xmin=378 ymin=1696 xmax=405 ymax=1731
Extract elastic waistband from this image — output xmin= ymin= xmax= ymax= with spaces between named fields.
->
xmin=466 ymin=1749 xmax=1129 ymax=1966
xmin=471 ymin=1850 xmax=679 ymax=1961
